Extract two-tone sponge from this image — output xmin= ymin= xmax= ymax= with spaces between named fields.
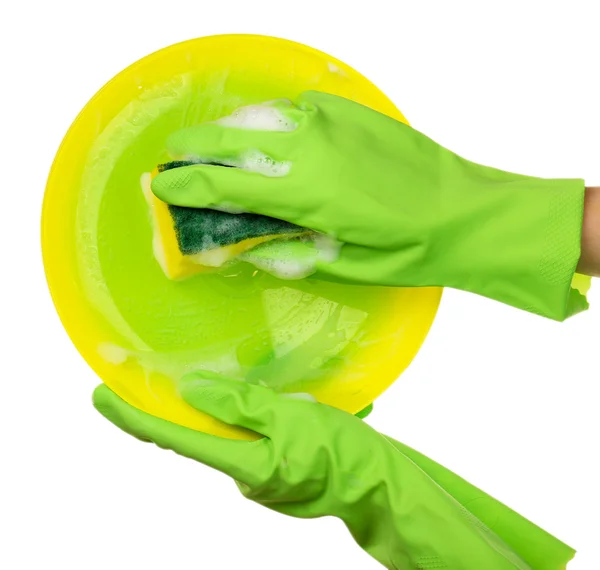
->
xmin=142 ymin=161 xmax=309 ymax=280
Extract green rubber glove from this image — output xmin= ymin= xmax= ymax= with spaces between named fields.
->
xmin=93 ymin=373 xmax=574 ymax=570
xmin=152 ymin=91 xmax=589 ymax=321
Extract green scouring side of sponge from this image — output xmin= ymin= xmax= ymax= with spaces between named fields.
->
xmin=158 ymin=161 xmax=305 ymax=255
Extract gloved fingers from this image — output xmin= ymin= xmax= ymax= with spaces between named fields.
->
xmin=297 ymin=90 xmax=394 ymax=121
xmin=296 ymin=90 xmax=337 ymax=108
xmin=165 ymin=123 xmax=297 ymax=166
xmin=151 ymin=163 xmax=309 ymax=224
xmin=179 ymin=372 xmax=296 ymax=438
xmin=165 ymin=99 xmax=306 ymax=160
xmin=313 ymin=244 xmax=416 ymax=286
xmin=93 ymin=384 xmax=270 ymax=486
xmin=296 ymin=90 xmax=365 ymax=116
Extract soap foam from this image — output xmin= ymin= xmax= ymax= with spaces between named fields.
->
xmin=183 ymin=150 xmax=291 ymax=178
xmin=249 ymin=256 xmax=316 ymax=280
xmin=211 ymin=202 xmax=247 ymax=214
xmin=313 ymin=233 xmax=342 ymax=264
xmin=241 ymin=235 xmax=342 ymax=280
xmin=180 ymin=101 xmax=297 ymax=177
xmin=238 ymin=149 xmax=291 ymax=177
xmin=216 ymin=101 xmax=296 ymax=132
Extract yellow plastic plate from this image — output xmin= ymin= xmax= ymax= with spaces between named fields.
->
xmin=42 ymin=34 xmax=442 ymax=439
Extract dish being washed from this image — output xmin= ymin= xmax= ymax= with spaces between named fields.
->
xmin=42 ymin=34 xmax=442 ymax=439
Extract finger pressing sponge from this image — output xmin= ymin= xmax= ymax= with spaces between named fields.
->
xmin=142 ymin=161 xmax=308 ymax=280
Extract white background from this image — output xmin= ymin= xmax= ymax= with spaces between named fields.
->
xmin=1 ymin=1 xmax=598 ymax=568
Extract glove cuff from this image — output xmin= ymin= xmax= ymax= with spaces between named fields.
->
xmin=431 ymin=172 xmax=588 ymax=321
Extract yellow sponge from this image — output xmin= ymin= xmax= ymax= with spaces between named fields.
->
xmin=141 ymin=164 xmax=308 ymax=280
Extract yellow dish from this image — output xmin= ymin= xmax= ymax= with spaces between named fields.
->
xmin=42 ymin=34 xmax=442 ymax=440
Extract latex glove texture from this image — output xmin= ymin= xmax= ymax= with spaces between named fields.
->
xmin=151 ymin=91 xmax=588 ymax=321
xmin=94 ymin=374 xmax=574 ymax=570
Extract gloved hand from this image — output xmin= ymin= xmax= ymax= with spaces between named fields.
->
xmin=93 ymin=373 xmax=574 ymax=570
xmin=151 ymin=91 xmax=589 ymax=321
